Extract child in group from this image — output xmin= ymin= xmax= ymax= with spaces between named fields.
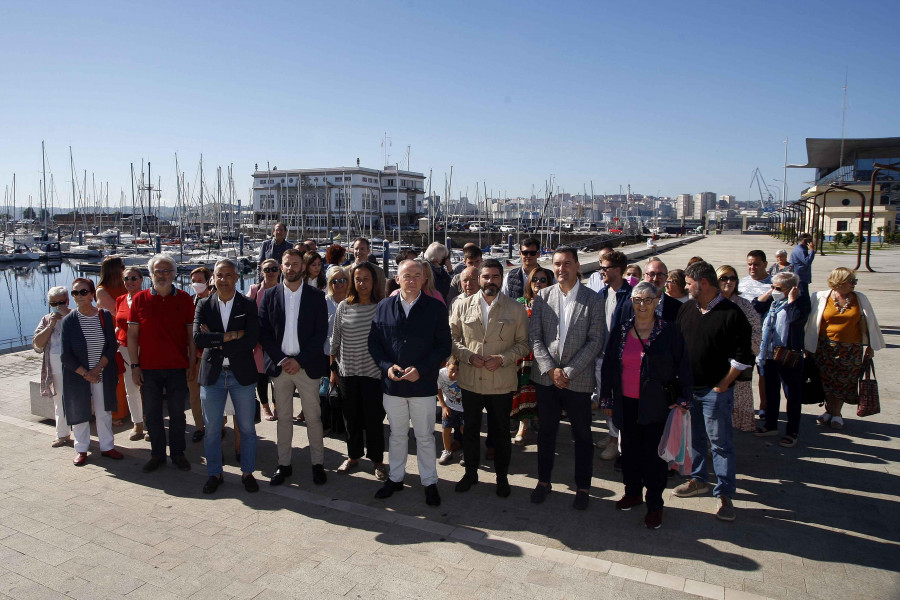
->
xmin=437 ymin=357 xmax=464 ymax=465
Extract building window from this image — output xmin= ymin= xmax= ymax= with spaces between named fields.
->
xmin=841 ymin=198 xmax=851 ymax=206
xmin=836 ymin=221 xmax=848 ymax=231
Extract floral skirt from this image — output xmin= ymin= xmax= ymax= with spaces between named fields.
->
xmin=511 ymin=356 xmax=537 ymax=421
xmin=732 ymin=380 xmax=756 ymax=432
xmin=814 ymin=334 xmax=863 ymax=410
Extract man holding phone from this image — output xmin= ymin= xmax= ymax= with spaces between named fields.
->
xmin=368 ymin=260 xmax=452 ymax=506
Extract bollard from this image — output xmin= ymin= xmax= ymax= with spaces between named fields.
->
xmin=155 ymin=236 xmax=162 ymax=253
xmin=329 ymin=230 xmax=334 ymax=245
xmin=78 ymin=230 xmax=83 ymax=245
xmin=56 ymin=226 xmax=61 ymax=241
xmin=117 ymin=230 xmax=121 ymax=244
xmin=507 ymin=234 xmax=514 ymax=259
xmin=239 ymin=233 xmax=244 ymax=256
xmin=383 ymin=239 xmax=390 ymax=276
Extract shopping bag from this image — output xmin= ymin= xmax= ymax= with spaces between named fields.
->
xmin=658 ymin=408 xmax=692 ymax=476
xmin=857 ymin=357 xmax=880 ymax=418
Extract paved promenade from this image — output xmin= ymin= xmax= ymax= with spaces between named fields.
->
xmin=0 ymin=234 xmax=897 ymax=599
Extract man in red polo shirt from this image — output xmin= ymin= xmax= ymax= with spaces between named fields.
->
xmin=127 ymin=253 xmax=197 ymax=473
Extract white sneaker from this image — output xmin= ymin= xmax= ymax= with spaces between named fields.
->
xmin=816 ymin=412 xmax=832 ymax=426
xmin=600 ymin=438 xmax=620 ymax=460
xmin=438 ymin=450 xmax=453 ymax=465
xmin=831 ymin=416 xmax=844 ymax=430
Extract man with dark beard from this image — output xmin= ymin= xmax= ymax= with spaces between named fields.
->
xmin=449 ymin=259 xmax=529 ymax=497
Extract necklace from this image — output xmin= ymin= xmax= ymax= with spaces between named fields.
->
xmin=832 ymin=293 xmax=852 ymax=314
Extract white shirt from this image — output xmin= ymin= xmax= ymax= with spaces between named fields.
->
xmin=557 ymin=280 xmax=581 ymax=357
xmin=280 ymin=283 xmax=304 ymax=358
xmin=739 ymin=275 xmax=772 ymax=300
xmin=399 ymin=291 xmax=421 ymax=317
xmin=586 ymin=271 xmax=604 ymax=293
xmin=479 ymin=291 xmax=496 ymax=331
xmin=218 ymin=294 xmax=235 ymax=366
xmin=605 ymin=286 xmax=618 ymax=333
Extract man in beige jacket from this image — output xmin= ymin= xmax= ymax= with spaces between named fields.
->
xmin=450 ymin=259 xmax=529 ymax=497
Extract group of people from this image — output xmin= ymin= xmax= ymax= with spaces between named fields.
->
xmin=34 ymin=226 xmax=884 ymax=529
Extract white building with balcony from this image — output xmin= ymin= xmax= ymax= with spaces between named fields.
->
xmin=251 ymin=165 xmax=426 ymax=234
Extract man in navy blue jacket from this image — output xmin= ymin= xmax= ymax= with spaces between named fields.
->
xmin=368 ymin=259 xmax=452 ymax=506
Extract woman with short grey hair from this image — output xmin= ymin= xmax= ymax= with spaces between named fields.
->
xmin=33 ymin=286 xmax=72 ymax=447
xmin=423 ymin=242 xmax=451 ymax=300
xmin=767 ymin=250 xmax=793 ymax=276
xmin=753 ymin=271 xmax=810 ymax=447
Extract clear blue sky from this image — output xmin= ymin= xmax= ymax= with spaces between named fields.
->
xmin=2 ymin=0 xmax=898 ymax=211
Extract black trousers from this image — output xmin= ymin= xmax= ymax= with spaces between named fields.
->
xmin=461 ymin=389 xmax=513 ymax=478
xmin=338 ymin=375 xmax=386 ymax=463
xmin=762 ymin=359 xmax=804 ymax=436
xmin=620 ymin=396 xmax=668 ymax=511
xmin=142 ymin=368 xmax=188 ymax=460
xmin=256 ymin=373 xmax=270 ymax=404
xmin=535 ymin=383 xmax=594 ymax=489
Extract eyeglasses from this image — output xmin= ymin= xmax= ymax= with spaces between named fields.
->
xmin=153 ymin=269 xmax=174 ymax=276
xmin=598 ymin=266 xmax=616 ymax=272
xmin=632 ymin=297 xmax=657 ymax=305
xmin=263 ymin=267 xmax=280 ymax=274
xmin=520 ymin=250 xmax=539 ymax=256
xmin=49 ymin=300 xmax=67 ymax=307
xmin=123 ymin=275 xmax=141 ymax=282
xmin=331 ymin=278 xmax=348 ymax=285
xmin=850 ymin=278 xmax=858 ymax=285
xmin=71 ymin=289 xmax=93 ymax=297
xmin=718 ymin=275 xmax=738 ymax=282
xmin=532 ymin=277 xmax=548 ymax=284
xmin=646 ymin=272 xmax=667 ymax=279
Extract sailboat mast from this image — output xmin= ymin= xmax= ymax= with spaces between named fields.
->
xmin=70 ymin=148 xmax=76 ymax=237
xmin=199 ymin=156 xmax=204 ymax=238
xmin=41 ymin=141 xmax=48 ymax=231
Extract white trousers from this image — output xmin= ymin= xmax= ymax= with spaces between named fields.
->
xmin=383 ymin=394 xmax=438 ymax=486
xmin=72 ymin=380 xmax=115 ymax=453
xmin=118 ymin=345 xmax=143 ymax=424
xmin=48 ymin=353 xmax=70 ymax=439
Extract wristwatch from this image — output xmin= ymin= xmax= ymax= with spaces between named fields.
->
xmin=131 ymin=363 xmax=140 ymax=368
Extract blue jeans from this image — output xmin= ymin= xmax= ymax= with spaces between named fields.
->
xmin=201 ymin=370 xmax=258 ymax=476
xmin=689 ymin=386 xmax=736 ymax=498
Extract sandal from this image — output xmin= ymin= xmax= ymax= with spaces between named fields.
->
xmin=262 ymin=404 xmax=276 ymax=421
xmin=295 ymin=411 xmax=305 ymax=423
xmin=754 ymin=427 xmax=780 ymax=437
xmin=336 ymin=459 xmax=359 ymax=473
xmin=779 ymin=434 xmax=799 ymax=448
xmin=112 ymin=419 xmax=125 ymax=427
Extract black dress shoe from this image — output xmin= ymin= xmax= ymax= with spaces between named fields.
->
xmin=203 ymin=475 xmax=223 ymax=494
xmin=235 ymin=452 xmax=241 ymax=463
xmin=496 ymin=475 xmax=511 ymax=498
xmin=192 ymin=429 xmax=205 ymax=443
xmin=242 ymin=474 xmax=259 ymax=493
xmin=142 ymin=456 xmax=166 ymax=473
xmin=270 ymin=465 xmax=293 ymax=486
xmin=171 ymin=455 xmax=191 ymax=471
xmin=530 ymin=483 xmax=551 ymax=504
xmin=312 ymin=464 xmax=327 ymax=485
xmin=425 ymin=483 xmax=441 ymax=506
xmin=573 ymin=490 xmax=590 ymax=510
xmin=454 ymin=474 xmax=478 ymax=493
xmin=374 ymin=479 xmax=404 ymax=499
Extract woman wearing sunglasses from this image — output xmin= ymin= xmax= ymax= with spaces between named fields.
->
xmin=33 ymin=287 xmax=73 ymax=447
xmin=114 ymin=267 xmax=146 ymax=441
xmin=716 ymin=265 xmax=762 ymax=433
xmin=60 ymin=278 xmax=122 ymax=466
xmin=510 ymin=266 xmax=553 ymax=444
xmin=805 ymin=267 xmax=884 ymax=430
xmin=249 ymin=258 xmax=281 ymax=421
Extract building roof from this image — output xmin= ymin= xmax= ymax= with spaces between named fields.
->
xmin=788 ymin=137 xmax=900 ymax=169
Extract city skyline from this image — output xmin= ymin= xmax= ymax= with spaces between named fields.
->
xmin=2 ymin=1 xmax=898 ymax=211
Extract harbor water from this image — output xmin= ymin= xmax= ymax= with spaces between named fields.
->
xmin=0 ymin=259 xmax=260 ymax=352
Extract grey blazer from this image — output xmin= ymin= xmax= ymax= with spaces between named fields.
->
xmin=529 ymin=282 xmax=605 ymax=394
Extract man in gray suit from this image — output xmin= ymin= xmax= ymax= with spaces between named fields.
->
xmin=529 ymin=247 xmax=605 ymax=509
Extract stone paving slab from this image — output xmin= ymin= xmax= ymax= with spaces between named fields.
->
xmin=0 ymin=234 xmax=898 ymax=599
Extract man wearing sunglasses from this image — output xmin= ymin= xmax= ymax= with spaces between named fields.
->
xmin=127 ymin=254 xmax=197 ymax=473
xmin=501 ymin=237 xmax=554 ymax=299
xmin=587 ymin=250 xmax=634 ymax=461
